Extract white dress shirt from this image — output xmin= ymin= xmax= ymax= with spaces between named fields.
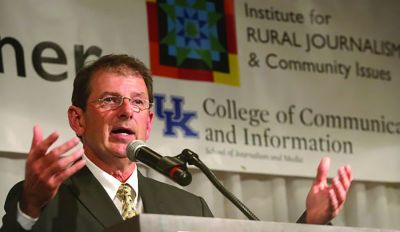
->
xmin=83 ymin=155 xmax=143 ymax=214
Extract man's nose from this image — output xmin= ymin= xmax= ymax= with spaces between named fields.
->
xmin=118 ymin=99 xmax=134 ymax=119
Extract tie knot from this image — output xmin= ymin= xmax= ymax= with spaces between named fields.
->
xmin=117 ymin=183 xmax=135 ymax=200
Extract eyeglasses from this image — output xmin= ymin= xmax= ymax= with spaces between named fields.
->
xmin=93 ymin=95 xmax=152 ymax=112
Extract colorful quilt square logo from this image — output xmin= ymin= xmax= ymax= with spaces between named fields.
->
xmin=146 ymin=0 xmax=239 ymax=86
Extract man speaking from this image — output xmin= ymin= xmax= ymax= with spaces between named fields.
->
xmin=1 ymin=54 xmax=352 ymax=231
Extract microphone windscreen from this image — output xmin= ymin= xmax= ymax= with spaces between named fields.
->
xmin=126 ymin=140 xmax=146 ymax=161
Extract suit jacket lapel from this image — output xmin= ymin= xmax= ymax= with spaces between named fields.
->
xmin=68 ymin=166 xmax=122 ymax=228
xmin=138 ymin=171 xmax=169 ymax=214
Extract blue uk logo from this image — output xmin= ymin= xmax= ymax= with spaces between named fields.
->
xmin=154 ymin=94 xmax=199 ymax=138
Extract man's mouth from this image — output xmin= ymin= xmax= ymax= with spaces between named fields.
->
xmin=111 ymin=127 xmax=134 ymax=136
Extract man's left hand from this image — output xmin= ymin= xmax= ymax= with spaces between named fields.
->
xmin=305 ymin=157 xmax=352 ymax=224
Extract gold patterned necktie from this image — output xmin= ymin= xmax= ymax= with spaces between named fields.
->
xmin=116 ymin=183 xmax=137 ymax=220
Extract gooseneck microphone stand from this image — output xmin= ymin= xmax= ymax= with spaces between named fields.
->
xmin=177 ymin=149 xmax=260 ymax=221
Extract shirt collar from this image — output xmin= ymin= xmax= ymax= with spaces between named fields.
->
xmin=83 ymin=155 xmax=139 ymax=201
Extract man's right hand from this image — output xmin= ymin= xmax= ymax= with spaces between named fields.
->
xmin=20 ymin=125 xmax=86 ymax=218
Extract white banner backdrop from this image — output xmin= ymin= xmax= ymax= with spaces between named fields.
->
xmin=0 ymin=0 xmax=399 ymax=182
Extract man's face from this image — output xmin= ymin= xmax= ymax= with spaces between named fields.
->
xmin=78 ymin=70 xmax=153 ymax=168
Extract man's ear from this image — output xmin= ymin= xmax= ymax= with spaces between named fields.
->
xmin=68 ymin=106 xmax=85 ymax=137
xmin=145 ymin=111 xmax=154 ymax=140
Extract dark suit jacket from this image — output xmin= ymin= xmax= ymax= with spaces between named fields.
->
xmin=0 ymin=166 xmax=213 ymax=232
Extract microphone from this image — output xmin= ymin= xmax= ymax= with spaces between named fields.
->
xmin=126 ymin=140 xmax=192 ymax=186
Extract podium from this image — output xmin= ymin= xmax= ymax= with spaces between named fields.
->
xmin=104 ymin=214 xmax=400 ymax=232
